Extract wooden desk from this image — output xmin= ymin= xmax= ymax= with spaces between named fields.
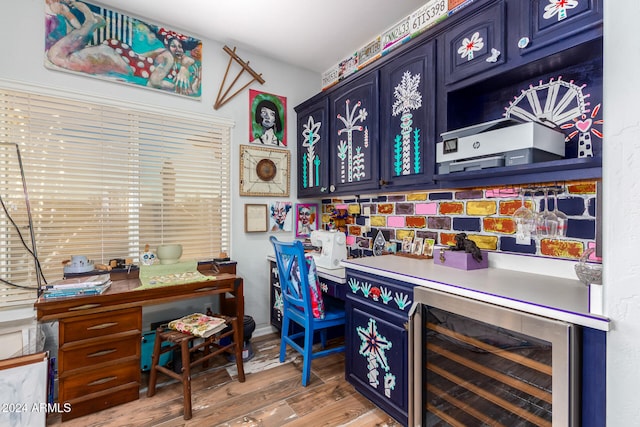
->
xmin=34 ymin=270 xmax=243 ymax=421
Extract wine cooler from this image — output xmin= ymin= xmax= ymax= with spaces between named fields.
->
xmin=409 ymin=287 xmax=578 ymax=426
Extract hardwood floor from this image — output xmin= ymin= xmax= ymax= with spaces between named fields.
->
xmin=47 ymin=332 xmax=402 ymax=427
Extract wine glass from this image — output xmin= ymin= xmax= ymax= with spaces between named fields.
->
xmin=535 ymin=189 xmax=558 ymax=238
xmin=551 ymin=189 xmax=568 ymax=237
xmin=513 ymin=189 xmax=535 ymax=242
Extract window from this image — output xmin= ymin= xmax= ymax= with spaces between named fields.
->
xmin=0 ymin=83 xmax=232 ymax=308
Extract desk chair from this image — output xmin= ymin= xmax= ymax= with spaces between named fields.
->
xmin=147 ymin=314 xmax=245 ymax=420
xmin=270 ymin=236 xmax=346 ymax=386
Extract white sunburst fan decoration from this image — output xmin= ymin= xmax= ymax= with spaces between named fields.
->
xmin=504 ymin=76 xmax=602 ymax=158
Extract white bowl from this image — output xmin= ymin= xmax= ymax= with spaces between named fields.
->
xmin=156 ymin=244 xmax=183 ymax=265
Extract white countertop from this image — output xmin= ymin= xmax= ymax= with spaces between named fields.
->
xmin=341 ymin=253 xmax=609 ymax=331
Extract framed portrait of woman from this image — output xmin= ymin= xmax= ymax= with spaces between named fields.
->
xmin=249 ymin=90 xmax=287 ymax=146
xmin=268 ymin=201 xmax=292 ymax=232
xmin=295 ymin=203 xmax=318 ymax=238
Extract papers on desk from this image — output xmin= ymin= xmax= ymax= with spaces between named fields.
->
xmin=136 ymin=261 xmax=211 ymax=289
xmin=42 ymin=274 xmax=111 ymax=299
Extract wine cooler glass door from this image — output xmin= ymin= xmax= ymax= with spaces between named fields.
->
xmin=410 ymin=287 xmax=578 ymax=427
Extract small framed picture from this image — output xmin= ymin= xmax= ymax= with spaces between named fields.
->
xmin=412 ymin=237 xmax=424 ymax=255
xmin=244 ymin=204 xmax=268 ymax=232
xmin=401 ymin=236 xmax=413 ymax=253
xmin=422 ymin=238 xmax=435 ymax=257
xmin=295 ymin=203 xmax=319 ymax=238
xmin=269 ymin=201 xmax=293 ymax=232
xmin=384 ymin=241 xmax=397 ymax=254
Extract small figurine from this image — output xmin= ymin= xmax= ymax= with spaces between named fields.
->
xmin=451 ymin=233 xmax=483 ymax=262
xmin=140 ymin=244 xmax=156 ymax=265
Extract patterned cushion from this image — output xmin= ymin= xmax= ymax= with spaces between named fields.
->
xmin=290 ymin=254 xmax=325 ymax=319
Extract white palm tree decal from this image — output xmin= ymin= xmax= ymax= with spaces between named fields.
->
xmin=391 ymin=71 xmax=422 ymax=176
xmin=337 ymin=99 xmax=368 ymax=183
xmin=301 ymin=116 xmax=321 ymax=188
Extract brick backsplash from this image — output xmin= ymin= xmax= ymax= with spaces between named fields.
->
xmin=321 ymin=181 xmax=598 ymax=260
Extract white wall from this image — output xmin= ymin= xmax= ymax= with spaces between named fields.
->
xmin=603 ymin=1 xmax=640 ymax=425
xmin=1 ymin=0 xmax=319 ymax=333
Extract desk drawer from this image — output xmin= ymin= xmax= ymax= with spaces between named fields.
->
xmin=60 ymin=308 xmax=141 ymax=343
xmin=61 ymin=383 xmax=140 ymax=422
xmin=59 ymin=332 xmax=140 ymax=372
xmin=318 ymin=277 xmax=346 ymax=299
xmin=60 ymin=358 xmax=140 ymax=401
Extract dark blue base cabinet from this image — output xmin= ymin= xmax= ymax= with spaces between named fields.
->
xmin=582 ymin=327 xmax=606 ymax=427
xmin=345 ymin=269 xmax=607 ymax=426
xmin=345 ymin=272 xmax=414 ymax=425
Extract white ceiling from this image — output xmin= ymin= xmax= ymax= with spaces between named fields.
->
xmin=96 ymin=0 xmax=423 ymax=73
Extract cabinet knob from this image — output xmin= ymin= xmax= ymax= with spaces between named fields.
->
xmin=379 ymin=179 xmax=388 ymax=186
xmin=329 ymin=185 xmax=335 ymax=193
xmin=320 ymin=187 xmax=327 ymax=193
xmin=518 ymin=37 xmax=530 ymax=49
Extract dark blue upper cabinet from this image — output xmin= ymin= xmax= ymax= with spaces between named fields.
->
xmin=380 ymin=41 xmax=436 ymax=190
xmin=442 ymin=1 xmax=507 ymax=85
xmin=295 ymin=97 xmax=330 ymax=198
xmin=329 ymin=71 xmax=380 ymax=195
xmin=294 ymin=0 xmax=604 ymax=195
xmin=513 ymin=0 xmax=602 ymax=60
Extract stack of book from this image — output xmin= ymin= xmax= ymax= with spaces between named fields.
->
xmin=168 ymin=313 xmax=228 ymax=338
xmin=42 ymin=274 xmax=112 ymax=299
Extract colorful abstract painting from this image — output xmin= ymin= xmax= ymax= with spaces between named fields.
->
xmin=45 ymin=0 xmax=202 ymax=98
xmin=250 ymin=90 xmax=287 ymax=146
xmin=295 ymin=203 xmax=318 ymax=238
xmin=269 ymin=201 xmax=292 ymax=232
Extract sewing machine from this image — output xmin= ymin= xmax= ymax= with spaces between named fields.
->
xmin=310 ymin=230 xmax=347 ymax=270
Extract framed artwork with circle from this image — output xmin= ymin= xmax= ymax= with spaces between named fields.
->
xmin=295 ymin=203 xmax=319 ymax=238
xmin=240 ymin=145 xmax=290 ymax=196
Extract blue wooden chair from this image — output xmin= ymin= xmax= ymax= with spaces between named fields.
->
xmin=270 ymin=236 xmax=346 ymax=386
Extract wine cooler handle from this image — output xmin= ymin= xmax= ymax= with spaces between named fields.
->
xmin=408 ymin=302 xmax=421 ymax=427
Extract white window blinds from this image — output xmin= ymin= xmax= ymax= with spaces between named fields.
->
xmin=0 ymin=84 xmax=232 ymax=308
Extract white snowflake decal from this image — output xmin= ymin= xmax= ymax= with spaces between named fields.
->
xmin=392 ymin=71 xmax=422 ymax=117
xmin=302 ymin=116 xmax=321 ymax=148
